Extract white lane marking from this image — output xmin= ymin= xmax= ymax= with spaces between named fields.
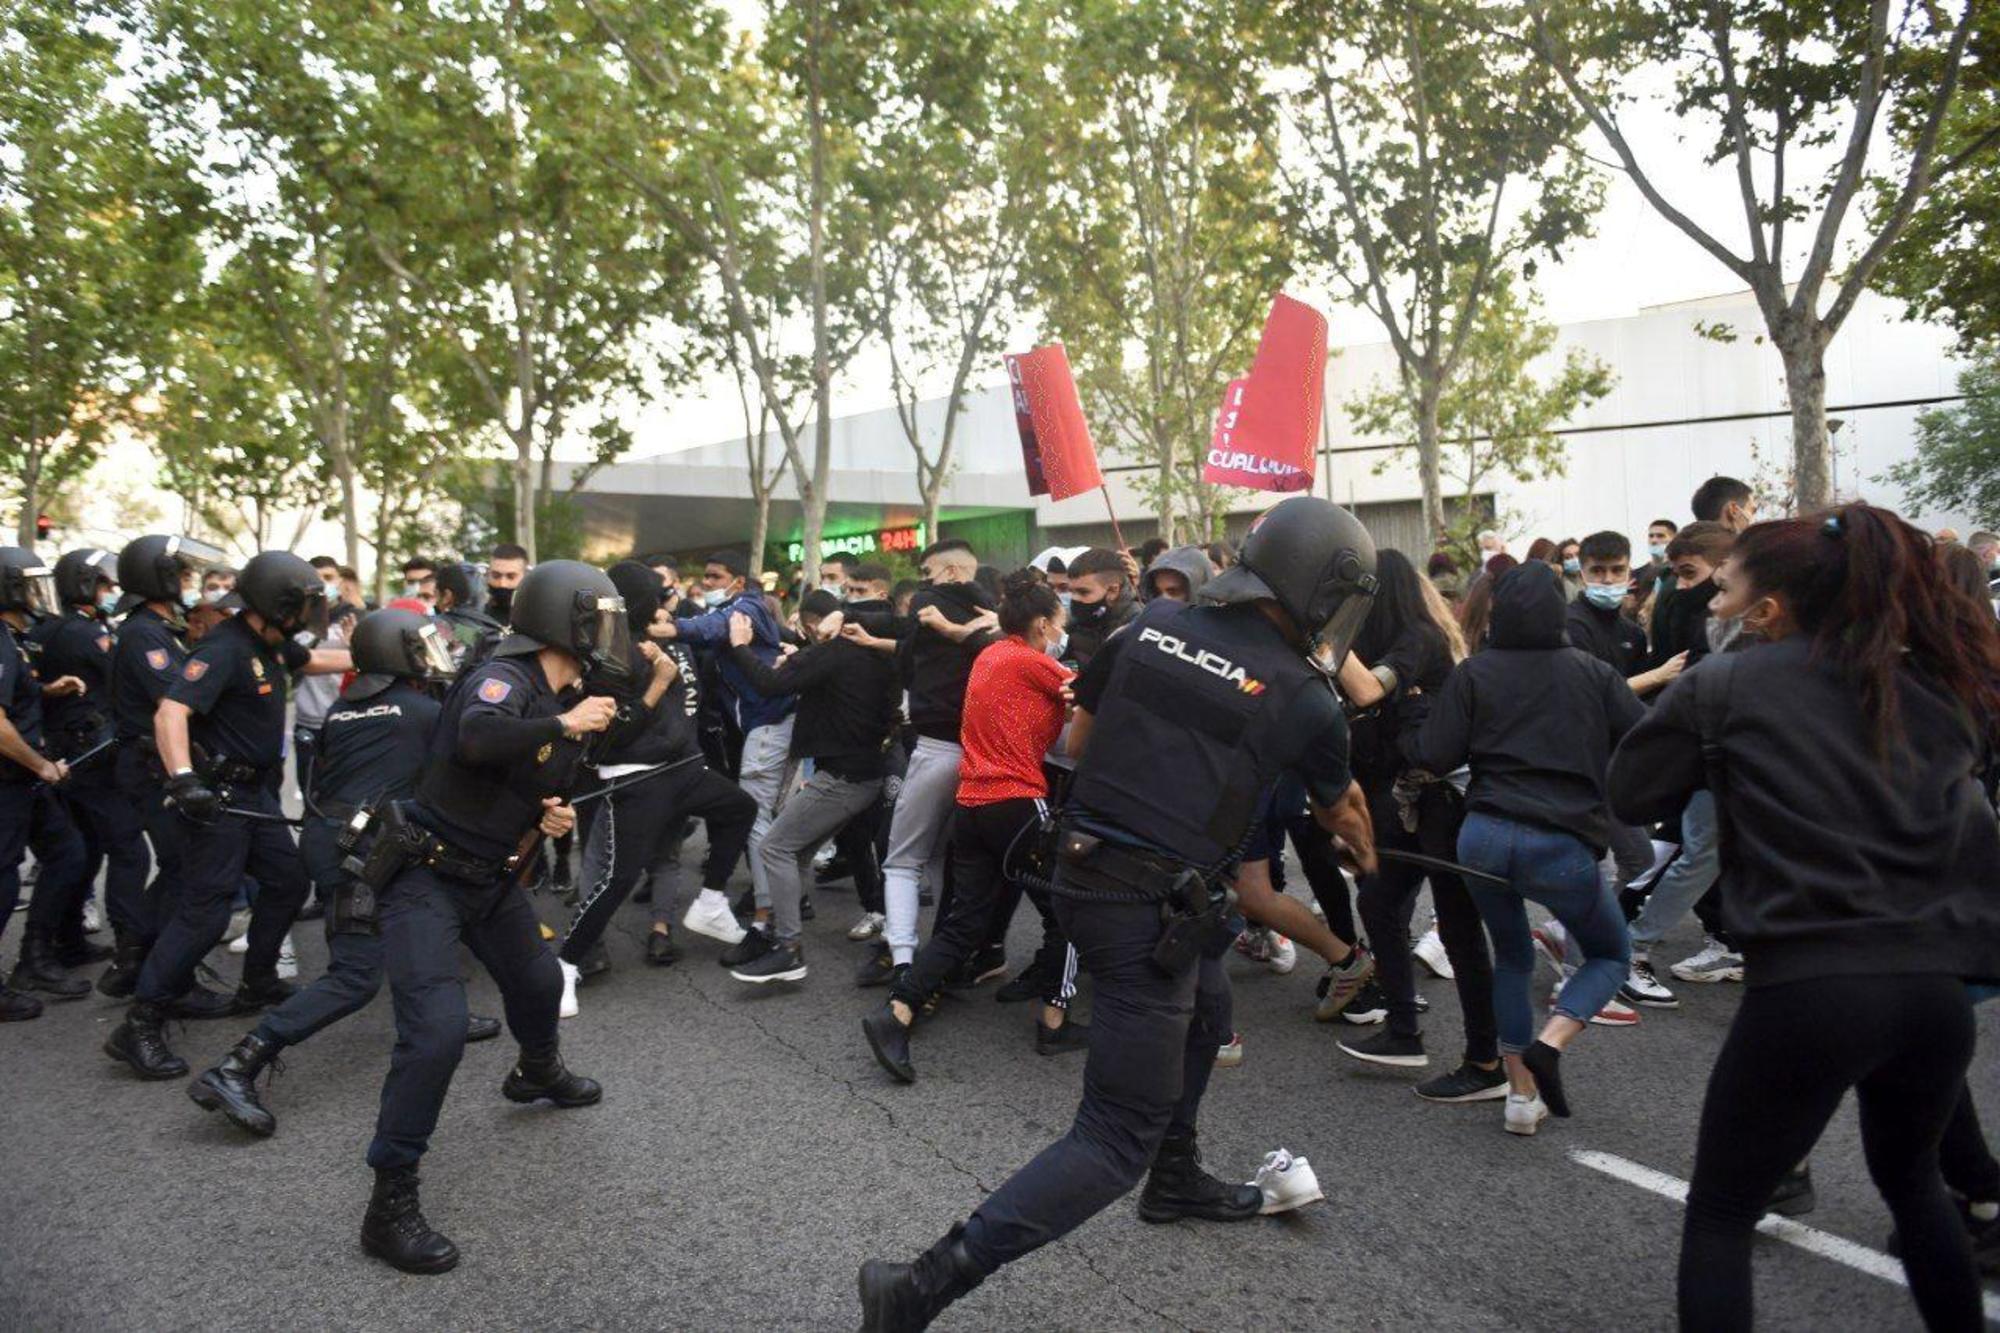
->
xmin=1570 ymin=1148 xmax=2000 ymax=1324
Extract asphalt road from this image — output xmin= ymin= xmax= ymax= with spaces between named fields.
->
xmin=2 ymin=854 xmax=1995 ymax=1332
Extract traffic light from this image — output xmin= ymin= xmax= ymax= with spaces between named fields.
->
xmin=33 ymin=514 xmax=51 ymax=541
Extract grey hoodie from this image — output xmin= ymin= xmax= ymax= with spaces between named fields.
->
xmin=1141 ymin=546 xmax=1215 ymax=602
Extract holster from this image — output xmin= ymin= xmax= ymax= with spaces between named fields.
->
xmin=339 ymin=801 xmax=416 ymax=898
xmin=1050 ymin=822 xmax=1232 ymax=973
xmin=327 ymin=881 xmax=380 ymax=937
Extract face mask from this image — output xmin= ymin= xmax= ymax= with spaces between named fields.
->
xmin=822 ymin=579 xmax=844 ymax=597
xmin=202 ymin=587 xmax=227 ymax=605
xmin=1583 ymin=582 xmax=1626 ymax=611
xmin=97 ymin=591 xmax=119 ymax=616
xmin=1045 ymin=631 xmax=1068 ymax=659
xmin=486 ymin=585 xmax=513 ymax=619
xmin=180 ymin=587 xmax=201 ymax=610
xmin=322 ymin=579 xmax=341 ymax=600
xmin=1562 ymin=557 xmax=1581 ymax=575
xmin=1070 ymin=598 xmax=1107 ymax=625
xmin=1057 ymin=592 xmax=1072 ymax=610
xmin=702 ymin=587 xmax=730 ymax=609
xmin=1648 ymin=543 xmax=1668 ymax=561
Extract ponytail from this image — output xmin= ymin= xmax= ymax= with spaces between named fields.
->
xmin=998 ymin=567 xmax=1062 ymax=636
xmin=1733 ymin=503 xmax=2000 ymax=756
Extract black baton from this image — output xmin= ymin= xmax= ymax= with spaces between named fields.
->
xmin=1375 ymin=847 xmax=1511 ymax=888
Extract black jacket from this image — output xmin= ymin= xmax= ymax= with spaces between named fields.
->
xmin=595 ymin=642 xmax=700 ymax=768
xmin=728 ymin=635 xmax=898 ymax=780
xmin=1066 ymin=591 xmax=1138 ymax=671
xmin=1609 ymin=638 xmax=2000 ymax=988
xmin=1413 ymin=563 xmax=1646 ymax=852
xmin=852 ymin=583 xmax=994 ymax=743
xmin=1564 ymin=594 xmax=1646 ymax=676
xmin=1645 ymin=578 xmax=1713 ymax=671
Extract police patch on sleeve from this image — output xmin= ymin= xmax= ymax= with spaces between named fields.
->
xmin=477 ymin=677 xmax=513 ymax=705
xmin=182 ymin=660 xmax=209 ymax=682
xmin=147 ymin=648 xmax=169 ymax=671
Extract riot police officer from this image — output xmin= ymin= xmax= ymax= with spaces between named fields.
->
xmin=358 ymin=559 xmax=625 ymax=1275
xmin=101 ymin=534 xmax=226 ymax=1004
xmin=104 ymin=550 xmax=351 ymax=1079
xmin=0 ymin=547 xmax=93 ymax=1015
xmin=28 ymin=548 xmax=136 ymax=978
xmin=858 ymin=496 xmax=1382 ymax=1331
xmin=433 ymin=562 xmax=504 ymax=668
xmin=188 ymin=608 xmax=502 ymax=1138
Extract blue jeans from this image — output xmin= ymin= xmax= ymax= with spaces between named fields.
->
xmin=1628 ymin=790 xmax=1718 ymax=951
xmin=1459 ymin=812 xmax=1631 ymax=1053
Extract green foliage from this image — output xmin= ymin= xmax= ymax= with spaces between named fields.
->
xmin=1874 ymin=72 xmax=2000 ymax=348
xmin=1882 ymin=348 xmax=2000 ymax=524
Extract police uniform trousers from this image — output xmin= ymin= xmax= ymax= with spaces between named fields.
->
xmin=367 ymin=862 xmax=562 ymax=1170
xmin=58 ymin=761 xmax=150 ymax=942
xmin=958 ymin=876 xmax=1232 ymax=1272
xmin=134 ymin=783 xmax=309 ymax=1004
xmin=0 ymin=782 xmax=90 ymax=951
xmin=255 ymin=815 xmax=385 ymax=1048
xmin=114 ymin=746 xmax=182 ymax=945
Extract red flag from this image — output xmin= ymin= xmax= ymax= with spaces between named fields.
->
xmin=1005 ymin=343 xmax=1104 ymax=502
xmin=1203 ymin=294 xmax=1325 ymax=493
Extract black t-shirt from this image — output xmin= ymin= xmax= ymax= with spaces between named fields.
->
xmin=27 ymin=610 xmax=116 ymax=754
xmin=110 ymin=605 xmax=187 ymax=742
xmin=312 ymin=683 xmax=441 ymax=808
xmin=0 ymin=621 xmax=47 ymax=778
xmin=165 ymin=613 xmax=309 ymax=769
xmin=1347 ymin=625 xmax=1453 ymax=785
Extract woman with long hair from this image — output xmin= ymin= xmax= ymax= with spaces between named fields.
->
xmin=1611 ymin=504 xmax=2000 ymax=1330
xmin=1333 ymin=551 xmax=1501 ymax=1103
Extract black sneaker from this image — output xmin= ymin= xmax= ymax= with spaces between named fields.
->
xmin=944 ymin=945 xmax=1007 ymax=990
xmin=854 ymin=940 xmax=896 ymax=988
xmin=1034 ymin=1015 xmax=1090 ymax=1056
xmin=799 ymin=894 xmax=815 ymax=922
xmin=718 ymin=926 xmax=774 ymax=969
xmin=644 ymin=930 xmax=681 ymax=967
xmin=1340 ymin=980 xmax=1389 ymax=1025
xmin=1337 ymin=1028 xmax=1429 ymax=1068
xmin=1765 ymin=1163 xmax=1815 ymax=1217
xmin=729 ymin=942 xmax=806 ymax=984
xmin=575 ymin=941 xmax=612 ymax=979
xmin=1414 ymin=1061 xmax=1508 ymax=1103
xmin=731 ymin=889 xmax=757 ymax=923
xmin=994 ymin=968 xmax=1047 ymax=1004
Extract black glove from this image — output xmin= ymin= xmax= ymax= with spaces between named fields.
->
xmin=165 ymin=770 xmax=222 ymax=824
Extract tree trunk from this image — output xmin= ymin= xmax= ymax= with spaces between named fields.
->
xmin=1155 ymin=429 xmax=1174 ymax=544
xmin=749 ymin=488 xmax=771 ymax=582
xmin=1781 ymin=331 xmax=1833 ymax=511
xmin=333 ymin=451 xmax=361 ymax=571
xmin=1415 ymin=376 xmax=1446 ymax=545
xmin=922 ymin=488 xmax=942 ymax=548
xmin=801 ymin=0 xmax=831 ymax=591
xmin=17 ymin=449 xmax=38 ymax=546
xmin=512 ymin=433 xmax=536 ymax=565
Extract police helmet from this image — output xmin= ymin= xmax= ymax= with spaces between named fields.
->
xmin=435 ymin=561 xmax=485 ymax=615
xmin=54 ymin=548 xmax=119 ymax=608
xmin=115 ymin=534 xmax=227 ymax=610
xmin=1200 ymin=496 xmax=1379 ymax=667
xmin=0 ymin=547 xmax=57 ymax=617
xmin=492 ymin=559 xmax=633 ymax=685
xmin=228 ymin=550 xmax=329 ymax=637
xmin=345 ymin=608 xmax=457 ymax=701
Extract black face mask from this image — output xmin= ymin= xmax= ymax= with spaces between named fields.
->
xmin=486 ymin=584 xmax=513 ymax=620
xmin=1070 ymin=598 xmax=1109 ymax=625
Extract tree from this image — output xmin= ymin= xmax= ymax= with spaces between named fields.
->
xmin=0 ymin=1 xmax=199 ymax=543
xmin=1881 ymin=347 xmax=2000 ymax=524
xmin=1257 ymin=0 xmax=1601 ymax=542
xmin=1872 ymin=70 xmax=2000 ymax=347
xmin=1350 ymin=270 xmax=1614 ymax=559
xmin=1027 ymin=0 xmax=1289 ymax=543
xmin=1526 ymin=0 xmax=1985 ymax=510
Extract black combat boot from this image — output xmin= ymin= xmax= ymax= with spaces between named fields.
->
xmin=1136 ymin=1129 xmax=1265 ymax=1224
xmin=188 ymin=1031 xmax=281 ymax=1136
xmin=54 ymin=933 xmax=114 ymax=967
xmin=103 ymin=1000 xmax=190 ymax=1080
xmin=464 ymin=1014 xmax=503 ymax=1043
xmin=11 ymin=929 xmax=90 ymax=999
xmin=360 ymin=1166 xmax=460 ymax=1274
xmin=96 ymin=932 xmax=147 ymax=998
xmin=0 ymin=983 xmax=44 ymax=1022
xmin=500 ymin=1045 xmax=602 ymax=1107
xmin=857 ymin=1222 xmax=987 ymax=1332
xmin=165 ymin=980 xmax=238 ymax=1019
xmin=231 ymin=971 xmax=297 ymax=1013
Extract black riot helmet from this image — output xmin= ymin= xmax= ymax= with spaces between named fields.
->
xmin=54 ymin=548 xmax=118 ymax=608
xmin=434 ymin=561 xmax=485 ymax=615
xmin=1199 ymin=496 xmax=1379 ymax=670
xmin=0 ymin=547 xmax=57 ymax=617
xmin=345 ymin=607 xmax=457 ymax=701
xmin=116 ymin=534 xmax=227 ymax=610
xmin=492 ymin=559 xmax=634 ymax=686
xmin=228 ymin=550 xmax=329 ymax=637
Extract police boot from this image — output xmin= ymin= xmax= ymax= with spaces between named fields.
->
xmin=103 ymin=1001 xmax=190 ymax=1080
xmin=10 ymin=929 xmax=90 ymax=1000
xmin=1136 ymin=1129 xmax=1265 ymax=1224
xmin=0 ymin=983 xmax=44 ymax=1022
xmin=188 ymin=1031 xmax=281 ymax=1137
xmin=54 ymin=932 xmax=114 ymax=967
xmin=96 ymin=932 xmax=147 ymax=998
xmin=231 ymin=970 xmax=298 ymax=1014
xmin=857 ymin=1222 xmax=987 ymax=1332
xmin=359 ymin=1166 xmax=460 ymax=1275
xmin=500 ymin=1045 xmax=602 ymax=1108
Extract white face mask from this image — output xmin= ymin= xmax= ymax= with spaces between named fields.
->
xmin=180 ymin=587 xmax=201 ymax=610
xmin=702 ymin=587 xmax=730 ymax=609
xmin=202 ymin=587 xmax=228 ymax=604
xmin=1045 ymin=631 xmax=1068 ymax=659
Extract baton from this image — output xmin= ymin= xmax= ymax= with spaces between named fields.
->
xmin=65 ymin=737 xmax=115 ymax=770
xmin=568 ymin=753 xmax=706 ymax=807
xmin=1374 ymin=847 xmax=1510 ymax=888
xmin=218 ymin=806 xmax=307 ymax=828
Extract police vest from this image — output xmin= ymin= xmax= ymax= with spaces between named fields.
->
xmin=1067 ymin=599 xmax=1327 ymax=868
xmin=414 ymin=658 xmax=587 ymax=860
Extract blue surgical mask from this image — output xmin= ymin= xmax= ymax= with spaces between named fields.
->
xmin=702 ymin=587 xmax=729 ymax=609
xmin=97 ymin=591 xmax=119 ymax=616
xmin=1562 ymin=557 xmax=1581 ymax=575
xmin=1583 ymin=582 xmax=1626 ymax=610
xmin=1057 ymin=592 xmax=1072 ymax=611
xmin=1046 ymin=632 xmax=1068 ymax=659
xmin=1648 ymin=542 xmax=1668 ymax=561
xmin=180 ymin=588 xmax=201 ymax=610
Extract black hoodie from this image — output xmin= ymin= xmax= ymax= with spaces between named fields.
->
xmin=850 ymin=581 xmax=995 ymax=743
xmin=591 ymin=562 xmax=698 ymax=767
xmin=1413 ymin=562 xmax=1646 ymax=852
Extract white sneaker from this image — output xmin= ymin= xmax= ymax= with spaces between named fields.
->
xmin=846 ymin=911 xmax=886 ymax=941
xmin=1531 ymin=920 xmax=1570 ymax=974
xmin=1413 ymin=925 xmax=1453 ymax=980
xmin=228 ymin=930 xmax=250 ymax=955
xmin=558 ymin=959 xmax=581 ymax=1019
xmin=276 ymin=933 xmax=298 ymax=980
xmin=1248 ymin=1149 xmax=1324 ymax=1215
xmin=1233 ymin=928 xmax=1273 ymax=962
xmin=1265 ymin=935 xmax=1296 ymax=975
xmin=222 ymin=908 xmax=252 ymax=944
xmin=1504 ymin=1092 xmax=1550 ymax=1136
xmin=82 ymin=900 xmax=102 ymax=934
xmin=1670 ymin=936 xmax=1745 ymax=984
xmin=1550 ymin=984 xmax=1641 ymax=1027
xmin=682 ymin=890 xmax=747 ymax=945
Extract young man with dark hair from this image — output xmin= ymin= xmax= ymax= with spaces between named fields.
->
xmin=399 ymin=557 xmax=436 ymax=606
xmin=819 ymin=551 xmax=859 ymax=597
xmin=1689 ymin=476 xmax=1758 ymax=532
xmin=1645 ymin=519 xmax=1679 ymax=565
xmin=1063 ymin=547 xmax=1138 ymax=668
xmin=485 ymin=544 xmax=529 ymax=624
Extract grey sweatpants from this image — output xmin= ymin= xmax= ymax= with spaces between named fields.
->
xmin=759 ymin=770 xmax=883 ymax=944
xmin=881 ymin=737 xmax=962 ymax=964
xmin=737 ymin=716 xmax=797 ymax=909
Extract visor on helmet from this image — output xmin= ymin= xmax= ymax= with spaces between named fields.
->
xmin=575 ymin=592 xmax=634 ymax=685
xmin=1310 ymin=586 xmax=1376 ymax=675
xmin=413 ymin=620 xmax=458 ymax=682
xmin=16 ymin=565 xmax=57 ymax=618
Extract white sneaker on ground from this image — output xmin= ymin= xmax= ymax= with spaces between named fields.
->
xmin=82 ymin=900 xmax=102 ymax=934
xmin=1233 ymin=928 xmax=1273 ymax=963
xmin=1249 ymin=1149 xmax=1324 ymax=1214
xmin=1620 ymin=955 xmax=1679 ymax=1008
xmin=222 ymin=908 xmax=252 ymax=944
xmin=1413 ymin=925 xmax=1453 ymax=980
xmin=276 ymin=933 xmax=298 ymax=980
xmin=682 ymin=890 xmax=748 ymax=945
xmin=1670 ymin=936 xmax=1745 ymax=983
xmin=1548 ymin=985 xmax=1641 ymax=1027
xmin=228 ymin=930 xmax=250 ymax=955
xmin=1505 ymin=1092 xmax=1550 ymax=1136
xmin=1265 ymin=935 xmax=1296 ymax=975
xmin=558 ymin=959 xmax=581 ymax=1019
xmin=846 ymin=911 xmax=886 ymax=942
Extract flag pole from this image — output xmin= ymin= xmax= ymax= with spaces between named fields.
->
xmin=1099 ymin=484 xmax=1128 ymax=553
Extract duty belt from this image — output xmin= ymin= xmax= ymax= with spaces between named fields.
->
xmin=408 ymin=829 xmax=515 ymax=886
xmin=209 ymin=758 xmax=278 ymax=786
xmin=1051 ymin=822 xmax=1191 ymax=905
